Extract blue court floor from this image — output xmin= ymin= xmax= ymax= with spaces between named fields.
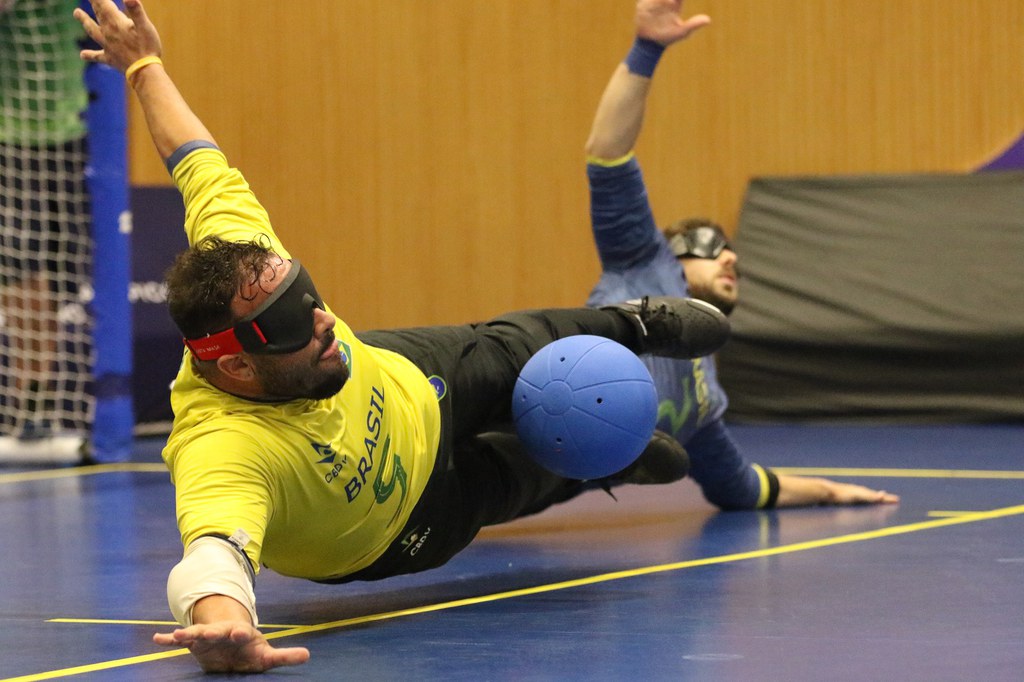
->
xmin=1 ymin=423 xmax=1022 ymax=681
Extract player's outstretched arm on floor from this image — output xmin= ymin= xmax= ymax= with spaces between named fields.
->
xmin=776 ymin=474 xmax=900 ymax=507
xmin=153 ymin=595 xmax=310 ymax=673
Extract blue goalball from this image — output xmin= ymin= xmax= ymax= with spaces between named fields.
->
xmin=512 ymin=335 xmax=658 ymax=480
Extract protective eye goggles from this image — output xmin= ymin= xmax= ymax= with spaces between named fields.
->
xmin=667 ymin=225 xmax=732 ymax=260
xmin=184 ymin=260 xmax=324 ymax=361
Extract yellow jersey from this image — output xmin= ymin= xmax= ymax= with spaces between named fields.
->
xmin=162 ymin=147 xmax=441 ymax=580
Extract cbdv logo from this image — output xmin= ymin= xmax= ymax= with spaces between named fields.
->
xmin=312 ymin=442 xmax=346 ymax=483
xmin=400 ymin=525 xmax=431 ymax=556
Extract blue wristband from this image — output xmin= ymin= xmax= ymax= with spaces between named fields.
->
xmin=624 ymin=37 xmax=666 ymax=78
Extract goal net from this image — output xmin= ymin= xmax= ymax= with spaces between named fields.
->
xmin=0 ymin=0 xmax=132 ymax=463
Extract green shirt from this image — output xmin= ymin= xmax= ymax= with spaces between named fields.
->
xmin=0 ymin=0 xmax=87 ymax=144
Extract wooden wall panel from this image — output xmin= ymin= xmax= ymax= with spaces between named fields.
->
xmin=128 ymin=0 xmax=1024 ymax=330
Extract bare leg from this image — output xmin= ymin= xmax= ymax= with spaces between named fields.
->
xmin=1 ymin=273 xmax=58 ymax=437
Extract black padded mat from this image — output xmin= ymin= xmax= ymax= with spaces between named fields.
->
xmin=718 ymin=171 xmax=1024 ymax=422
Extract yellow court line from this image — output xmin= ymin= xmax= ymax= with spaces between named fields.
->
xmin=771 ymin=467 xmax=1024 ymax=479
xmin=7 ymin=502 xmax=1024 ymax=682
xmin=2 ymin=650 xmax=191 ymax=680
xmin=0 ymin=463 xmax=167 ymax=485
xmin=260 ymin=503 xmax=1024 ymax=641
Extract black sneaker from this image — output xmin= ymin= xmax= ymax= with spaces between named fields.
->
xmin=598 ymin=430 xmax=690 ymax=497
xmin=616 ymin=430 xmax=690 ymax=484
xmin=604 ymin=295 xmax=729 ymax=359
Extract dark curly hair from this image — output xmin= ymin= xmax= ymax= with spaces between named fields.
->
xmin=165 ymin=235 xmax=279 ymax=340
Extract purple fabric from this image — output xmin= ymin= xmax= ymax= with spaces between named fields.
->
xmin=978 ymin=130 xmax=1024 ymax=171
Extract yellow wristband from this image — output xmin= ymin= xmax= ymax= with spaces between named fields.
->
xmin=125 ymin=55 xmax=163 ymax=82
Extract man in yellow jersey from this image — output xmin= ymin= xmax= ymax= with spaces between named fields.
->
xmin=76 ymin=0 xmax=730 ymax=673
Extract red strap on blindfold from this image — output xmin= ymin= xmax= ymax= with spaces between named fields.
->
xmin=184 ymin=320 xmax=269 ymax=361
xmin=184 ymin=328 xmax=241 ymax=361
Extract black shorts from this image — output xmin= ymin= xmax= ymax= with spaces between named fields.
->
xmin=319 ymin=307 xmax=638 ymax=583
xmin=0 ymin=138 xmax=91 ymax=291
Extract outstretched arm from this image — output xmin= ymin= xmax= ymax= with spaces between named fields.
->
xmin=153 ymin=595 xmax=310 ymax=674
xmin=585 ymin=0 xmax=710 ymax=160
xmin=74 ymin=0 xmax=215 ymax=161
xmin=688 ymin=422 xmax=899 ymax=510
xmin=776 ymin=474 xmax=899 ymax=507
xmin=75 ymin=2 xmax=308 ymax=672
xmin=150 ymin=534 xmax=309 ymax=672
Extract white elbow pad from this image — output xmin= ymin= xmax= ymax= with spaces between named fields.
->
xmin=167 ymin=535 xmax=259 ymax=627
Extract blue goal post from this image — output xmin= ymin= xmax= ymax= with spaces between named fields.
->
xmin=82 ymin=0 xmax=133 ymax=462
